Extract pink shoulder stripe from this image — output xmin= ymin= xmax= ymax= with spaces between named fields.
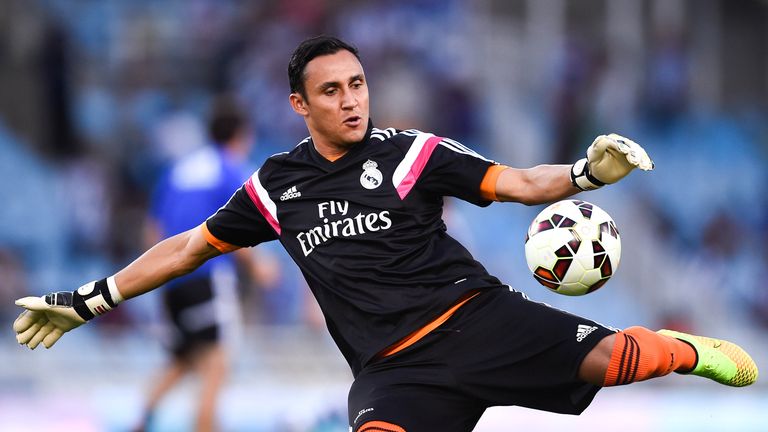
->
xmin=244 ymin=172 xmax=281 ymax=235
xmin=393 ymin=134 xmax=443 ymax=200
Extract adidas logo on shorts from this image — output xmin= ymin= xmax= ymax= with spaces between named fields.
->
xmin=280 ymin=186 xmax=302 ymax=201
xmin=576 ymin=324 xmax=598 ymax=342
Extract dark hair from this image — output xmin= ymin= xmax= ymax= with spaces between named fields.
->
xmin=288 ymin=35 xmax=360 ymax=99
xmin=208 ymin=95 xmax=247 ymax=146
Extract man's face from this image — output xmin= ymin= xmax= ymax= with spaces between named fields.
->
xmin=291 ymin=50 xmax=370 ymax=151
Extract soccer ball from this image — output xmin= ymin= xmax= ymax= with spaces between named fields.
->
xmin=524 ymin=200 xmax=621 ymax=296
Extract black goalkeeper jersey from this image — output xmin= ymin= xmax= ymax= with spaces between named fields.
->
xmin=206 ymin=123 xmax=502 ymax=375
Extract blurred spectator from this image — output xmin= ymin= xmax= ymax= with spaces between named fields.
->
xmin=134 ymin=95 xmax=279 ymax=432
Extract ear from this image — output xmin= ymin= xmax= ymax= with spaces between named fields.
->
xmin=289 ymin=93 xmax=309 ymax=117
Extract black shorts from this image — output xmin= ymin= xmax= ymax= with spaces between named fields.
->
xmin=348 ymin=286 xmax=616 ymax=432
xmin=163 ymin=276 xmax=220 ymax=359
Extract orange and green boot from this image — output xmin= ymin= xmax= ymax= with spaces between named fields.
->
xmin=658 ymin=329 xmax=758 ymax=387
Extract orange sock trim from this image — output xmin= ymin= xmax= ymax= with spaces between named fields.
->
xmin=603 ymin=326 xmax=697 ymax=386
xmin=358 ymin=420 xmax=406 ymax=432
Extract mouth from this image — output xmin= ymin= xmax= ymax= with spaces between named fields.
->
xmin=343 ymin=116 xmax=362 ymax=127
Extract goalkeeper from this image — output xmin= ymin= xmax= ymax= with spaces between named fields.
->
xmin=14 ymin=36 xmax=757 ymax=432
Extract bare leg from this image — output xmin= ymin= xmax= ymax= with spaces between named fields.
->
xmin=193 ymin=344 xmax=229 ymax=432
xmin=134 ymin=358 xmax=190 ymax=432
xmin=578 ymin=333 xmax=615 ymax=386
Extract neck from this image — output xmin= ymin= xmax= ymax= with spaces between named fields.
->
xmin=312 ymin=139 xmax=350 ymax=162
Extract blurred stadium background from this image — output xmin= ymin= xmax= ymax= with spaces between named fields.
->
xmin=1 ymin=0 xmax=767 ymax=430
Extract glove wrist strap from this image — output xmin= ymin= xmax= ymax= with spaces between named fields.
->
xmin=73 ymin=278 xmax=121 ymax=321
xmin=571 ymin=158 xmax=605 ymax=191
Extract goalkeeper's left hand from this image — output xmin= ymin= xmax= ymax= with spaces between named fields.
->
xmin=14 ymin=278 xmax=122 ymax=349
xmin=570 ymin=133 xmax=654 ymax=191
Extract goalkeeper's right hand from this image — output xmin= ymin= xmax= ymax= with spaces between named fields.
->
xmin=14 ymin=277 xmax=122 ymax=349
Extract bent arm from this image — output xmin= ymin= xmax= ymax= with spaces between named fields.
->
xmin=493 ymin=165 xmax=580 ymax=206
xmin=114 ymin=225 xmax=222 ymax=300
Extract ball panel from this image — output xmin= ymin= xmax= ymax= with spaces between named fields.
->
xmin=536 ymin=219 xmax=554 ymax=234
xmin=578 ymin=268 xmax=602 ymax=285
xmin=534 ymin=266 xmax=557 ymax=282
xmin=554 ymin=245 xmax=571 ymax=258
xmin=600 ymin=255 xmax=613 ymax=278
xmin=592 ymin=240 xmax=605 ymax=253
xmin=558 ymin=282 xmax=589 ymax=296
xmin=568 ymin=236 xmax=581 ymax=253
xmin=552 ymin=258 xmax=572 ymax=280
xmin=586 ymin=278 xmax=608 ymax=294
xmin=593 ymin=252 xmax=605 ymax=269
xmin=533 ymin=274 xmax=560 ymax=290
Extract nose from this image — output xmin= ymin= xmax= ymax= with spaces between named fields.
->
xmin=341 ymin=89 xmax=358 ymax=110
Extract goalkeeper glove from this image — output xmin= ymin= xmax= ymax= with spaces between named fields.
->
xmin=571 ymin=133 xmax=654 ymax=191
xmin=14 ymin=277 xmax=123 ymax=349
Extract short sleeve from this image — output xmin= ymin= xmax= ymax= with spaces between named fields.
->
xmin=205 ymin=185 xmax=278 ymax=249
xmin=415 ymin=137 xmax=496 ymax=206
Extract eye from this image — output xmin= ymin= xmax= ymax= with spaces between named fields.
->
xmin=351 ymin=81 xmax=364 ymax=89
xmin=324 ymin=88 xmax=337 ymax=96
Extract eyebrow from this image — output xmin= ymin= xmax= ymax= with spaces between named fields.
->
xmin=318 ymin=74 xmax=365 ymax=92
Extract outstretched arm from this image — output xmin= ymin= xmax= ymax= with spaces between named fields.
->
xmin=115 ymin=225 xmax=221 ymax=300
xmin=493 ymin=165 xmax=578 ymax=205
xmin=490 ymin=133 xmax=654 ymax=205
xmin=14 ymin=225 xmax=221 ymax=349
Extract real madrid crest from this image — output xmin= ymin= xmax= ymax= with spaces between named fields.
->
xmin=360 ymin=159 xmax=383 ymax=190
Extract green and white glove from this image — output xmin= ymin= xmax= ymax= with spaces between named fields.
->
xmin=14 ymin=277 xmax=123 ymax=349
xmin=571 ymin=133 xmax=654 ymax=191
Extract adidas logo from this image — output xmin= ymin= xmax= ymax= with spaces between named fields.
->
xmin=576 ymin=324 xmax=598 ymax=342
xmin=280 ymin=186 xmax=301 ymax=201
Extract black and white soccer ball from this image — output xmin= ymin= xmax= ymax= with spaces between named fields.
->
xmin=524 ymin=200 xmax=621 ymax=296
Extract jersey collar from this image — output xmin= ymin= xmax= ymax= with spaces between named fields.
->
xmin=307 ymin=120 xmax=374 ymax=170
